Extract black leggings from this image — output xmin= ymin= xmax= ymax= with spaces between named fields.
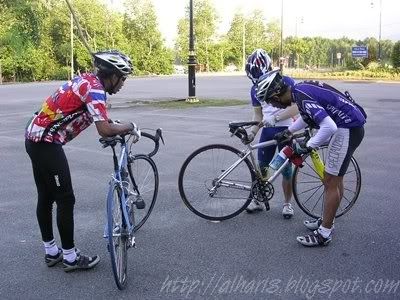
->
xmin=25 ymin=140 xmax=75 ymax=249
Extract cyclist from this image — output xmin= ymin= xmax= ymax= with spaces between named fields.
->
xmin=245 ymin=49 xmax=299 ymax=218
xmin=25 ymin=50 xmax=139 ymax=271
xmin=256 ymin=70 xmax=366 ymax=246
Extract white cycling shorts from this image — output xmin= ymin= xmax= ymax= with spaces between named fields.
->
xmin=325 ymin=127 xmax=364 ymax=176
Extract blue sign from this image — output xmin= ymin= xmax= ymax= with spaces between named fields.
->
xmin=352 ymin=46 xmax=368 ymax=58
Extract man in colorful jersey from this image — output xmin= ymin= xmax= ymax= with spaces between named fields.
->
xmin=25 ymin=50 xmax=138 ymax=271
xmin=245 ymin=49 xmax=299 ymax=218
xmin=256 ymin=70 xmax=366 ymax=247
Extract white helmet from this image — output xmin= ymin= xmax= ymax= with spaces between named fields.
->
xmin=93 ymin=50 xmax=133 ymax=77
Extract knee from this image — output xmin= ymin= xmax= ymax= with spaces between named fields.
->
xmin=54 ymin=190 xmax=75 ymax=207
xmin=282 ymin=165 xmax=292 ymax=180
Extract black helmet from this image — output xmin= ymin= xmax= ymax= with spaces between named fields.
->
xmin=93 ymin=50 xmax=133 ymax=77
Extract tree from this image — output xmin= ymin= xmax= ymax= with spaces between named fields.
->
xmin=392 ymin=41 xmax=400 ymax=68
xmin=123 ymin=0 xmax=173 ymax=74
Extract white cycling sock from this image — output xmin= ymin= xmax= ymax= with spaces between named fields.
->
xmin=43 ymin=239 xmax=59 ymax=256
xmin=318 ymin=225 xmax=332 ymax=238
xmin=63 ymin=248 xmax=77 ymax=263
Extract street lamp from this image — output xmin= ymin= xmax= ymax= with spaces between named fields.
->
xmin=187 ymin=0 xmax=198 ymax=102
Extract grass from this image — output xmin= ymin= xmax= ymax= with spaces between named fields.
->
xmin=150 ymin=99 xmax=247 ymax=109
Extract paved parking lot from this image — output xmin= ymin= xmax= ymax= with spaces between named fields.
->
xmin=0 ymin=77 xmax=399 ymax=299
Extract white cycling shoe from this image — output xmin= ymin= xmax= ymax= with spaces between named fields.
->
xmin=282 ymin=203 xmax=294 ymax=219
xmin=245 ymin=200 xmax=264 ymax=213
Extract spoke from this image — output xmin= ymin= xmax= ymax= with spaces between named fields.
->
xmin=298 ymin=184 xmax=324 ymax=196
xmin=296 ymin=180 xmax=323 ymax=184
xmin=298 ymin=170 xmax=321 ymax=180
xmin=301 ymin=184 xmax=324 ymax=206
xmin=304 ymin=159 xmax=321 ymax=178
xmin=310 ymin=189 xmax=325 ymax=213
xmin=343 ymin=187 xmax=356 ymax=194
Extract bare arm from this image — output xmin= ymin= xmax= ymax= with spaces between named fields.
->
xmin=275 ymin=105 xmax=299 ymax=122
xmin=95 ymin=120 xmax=134 ymax=137
xmin=250 ymin=106 xmax=263 ymax=135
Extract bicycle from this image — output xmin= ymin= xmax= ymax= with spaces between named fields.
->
xmin=178 ymin=121 xmax=361 ymax=221
xmin=100 ymin=127 xmax=164 ymax=290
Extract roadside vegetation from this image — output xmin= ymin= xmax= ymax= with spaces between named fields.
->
xmin=0 ymin=0 xmax=399 ymax=82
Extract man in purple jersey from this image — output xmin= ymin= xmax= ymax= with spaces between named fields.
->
xmin=256 ymin=70 xmax=366 ymax=247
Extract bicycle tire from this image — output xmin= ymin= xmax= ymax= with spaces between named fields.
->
xmin=178 ymin=144 xmax=255 ymax=221
xmin=107 ymin=185 xmax=128 ymax=290
xmin=292 ymin=145 xmax=361 ymax=219
xmin=127 ymin=154 xmax=158 ymax=231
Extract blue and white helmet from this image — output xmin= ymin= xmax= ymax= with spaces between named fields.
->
xmin=245 ymin=49 xmax=272 ymax=83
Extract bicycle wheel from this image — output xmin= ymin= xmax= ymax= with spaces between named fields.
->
xmin=293 ymin=145 xmax=361 ymax=219
xmin=127 ymin=154 xmax=158 ymax=231
xmin=107 ymin=185 xmax=128 ymax=290
xmin=178 ymin=144 xmax=255 ymax=221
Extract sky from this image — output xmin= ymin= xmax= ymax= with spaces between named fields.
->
xmin=107 ymin=0 xmax=400 ymax=47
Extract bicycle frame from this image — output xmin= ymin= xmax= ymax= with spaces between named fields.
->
xmin=105 ymin=140 xmax=134 ymax=238
xmin=211 ymin=126 xmax=313 ymax=195
xmin=210 ymin=139 xmax=290 ymax=194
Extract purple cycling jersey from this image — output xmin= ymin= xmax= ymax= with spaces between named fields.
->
xmin=292 ymin=80 xmax=366 ymax=128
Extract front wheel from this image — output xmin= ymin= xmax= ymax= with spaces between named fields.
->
xmin=178 ymin=144 xmax=255 ymax=221
xmin=292 ymin=146 xmax=361 ymax=219
xmin=107 ymin=185 xmax=128 ymax=290
xmin=127 ymin=154 xmax=158 ymax=231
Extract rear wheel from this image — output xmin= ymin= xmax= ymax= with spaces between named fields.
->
xmin=178 ymin=144 xmax=255 ymax=221
xmin=292 ymin=146 xmax=361 ymax=219
xmin=107 ymin=185 xmax=128 ymax=290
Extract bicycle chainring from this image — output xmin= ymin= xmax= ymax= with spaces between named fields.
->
xmin=251 ymin=180 xmax=274 ymax=202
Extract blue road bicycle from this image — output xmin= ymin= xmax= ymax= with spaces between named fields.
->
xmin=100 ymin=127 xmax=164 ymax=290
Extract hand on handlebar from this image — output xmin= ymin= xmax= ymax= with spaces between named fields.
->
xmin=274 ymin=129 xmax=293 ymax=144
xmin=293 ymin=140 xmax=313 ymax=155
xmin=130 ymin=122 xmax=141 ymax=142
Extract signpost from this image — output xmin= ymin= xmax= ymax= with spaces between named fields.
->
xmin=352 ymin=46 xmax=368 ymax=58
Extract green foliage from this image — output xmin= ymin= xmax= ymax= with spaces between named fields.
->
xmin=0 ymin=0 xmax=398 ymax=82
xmin=392 ymin=41 xmax=400 ymax=68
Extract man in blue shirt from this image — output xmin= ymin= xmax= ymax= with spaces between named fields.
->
xmin=256 ymin=70 xmax=366 ymax=247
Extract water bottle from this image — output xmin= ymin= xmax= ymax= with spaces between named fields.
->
xmin=269 ymin=146 xmax=291 ymax=170
xmin=310 ymin=150 xmax=325 ymax=179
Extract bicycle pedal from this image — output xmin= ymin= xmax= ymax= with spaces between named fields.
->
xmin=135 ymin=200 xmax=146 ymax=209
xmin=264 ymin=202 xmax=270 ymax=211
xmin=130 ymin=237 xmax=136 ymax=248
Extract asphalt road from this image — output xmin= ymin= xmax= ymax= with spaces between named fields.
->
xmin=0 ymin=75 xmax=399 ymax=299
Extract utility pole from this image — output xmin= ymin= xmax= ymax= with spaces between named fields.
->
xmin=187 ymin=0 xmax=198 ymax=102
xmin=242 ymin=21 xmax=246 ymax=71
xmin=378 ymin=0 xmax=382 ymax=61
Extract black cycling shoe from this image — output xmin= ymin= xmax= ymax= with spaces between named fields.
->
xmin=45 ymin=248 xmax=63 ymax=267
xmin=63 ymin=253 xmax=100 ymax=272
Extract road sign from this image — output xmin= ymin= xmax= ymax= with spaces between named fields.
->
xmin=352 ymin=46 xmax=368 ymax=58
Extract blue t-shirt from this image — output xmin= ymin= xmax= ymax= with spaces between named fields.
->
xmin=250 ymin=85 xmax=260 ymax=106
xmin=292 ymin=80 xmax=366 ymax=128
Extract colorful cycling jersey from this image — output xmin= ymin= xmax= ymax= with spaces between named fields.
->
xmin=25 ymin=73 xmax=108 ymax=145
xmin=292 ymin=80 xmax=366 ymax=128
xmin=250 ymin=85 xmax=294 ymax=127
